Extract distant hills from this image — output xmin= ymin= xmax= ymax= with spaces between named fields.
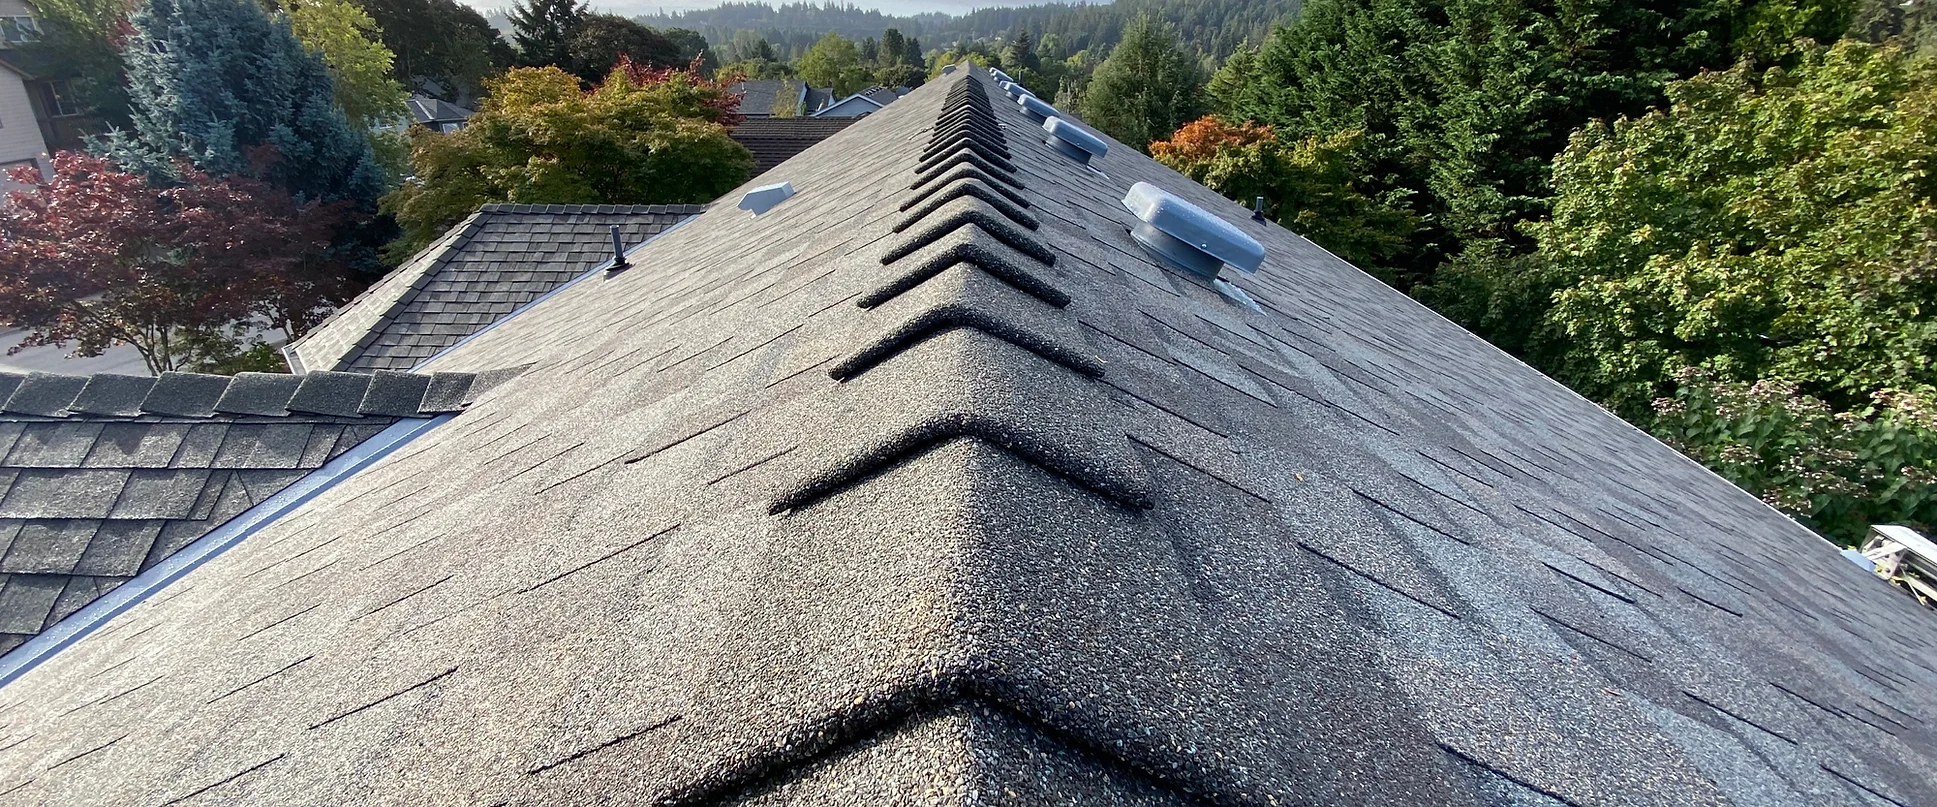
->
xmin=624 ymin=0 xmax=1298 ymax=62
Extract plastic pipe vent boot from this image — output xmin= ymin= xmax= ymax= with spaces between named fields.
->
xmin=738 ymin=181 xmax=795 ymax=216
xmin=1043 ymin=117 xmax=1106 ymax=165
xmin=1121 ymin=182 xmax=1265 ymax=279
xmin=1018 ymin=94 xmax=1059 ymax=123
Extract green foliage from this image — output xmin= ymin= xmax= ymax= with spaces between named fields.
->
xmin=798 ymin=32 xmax=871 ymax=95
xmin=290 ymin=0 xmax=410 ymax=129
xmin=1152 ymin=118 xmax=1416 ymax=277
xmin=380 ymin=65 xmax=751 ymax=259
xmin=1083 ymin=14 xmax=1206 ymax=152
xmin=1536 ymin=41 xmax=1937 ymax=415
xmin=507 ymin=0 xmax=585 ymax=67
xmin=21 ymin=0 xmax=134 ymax=129
xmin=356 ymin=0 xmax=513 ymax=101
xmin=104 ymin=0 xmax=387 ymax=209
xmin=570 ymin=13 xmax=682 ymax=83
xmin=1653 ymin=371 xmax=1937 ymax=544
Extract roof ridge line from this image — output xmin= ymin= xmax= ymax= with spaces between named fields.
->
xmin=655 ymin=688 xmax=1221 ymax=807
xmin=768 ymin=413 xmax=1151 ymax=514
xmin=893 ymin=181 xmax=1038 ymax=232
xmin=291 ymin=209 xmax=491 ymax=366
xmin=828 ymin=301 xmax=1105 ymax=382
xmin=880 ymin=204 xmax=1055 ymax=266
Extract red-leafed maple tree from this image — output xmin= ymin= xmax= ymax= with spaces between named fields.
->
xmin=0 ymin=152 xmax=352 ymax=374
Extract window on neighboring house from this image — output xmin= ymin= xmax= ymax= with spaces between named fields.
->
xmin=0 ymin=16 xmax=39 ymax=44
xmin=41 ymin=80 xmax=79 ymax=117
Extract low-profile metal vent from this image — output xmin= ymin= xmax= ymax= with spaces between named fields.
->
xmin=1120 ymin=181 xmax=1264 ymax=279
xmin=1042 ymin=117 xmax=1107 ymax=165
xmin=990 ymin=68 xmax=1015 ymax=84
xmin=1018 ymin=94 xmax=1059 ymax=123
xmin=738 ymin=181 xmax=796 ymax=216
xmin=999 ymin=80 xmax=1032 ymax=100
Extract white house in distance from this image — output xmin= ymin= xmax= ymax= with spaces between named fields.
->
xmin=0 ymin=0 xmax=52 ymax=181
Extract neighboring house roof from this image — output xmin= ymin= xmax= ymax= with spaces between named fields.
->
xmin=287 ymin=203 xmax=704 ymax=374
xmin=730 ymin=79 xmax=815 ymax=117
xmin=810 ymin=90 xmax=887 ymax=117
xmin=801 ymin=85 xmax=833 ymax=114
xmin=728 ymin=116 xmax=859 ymax=175
xmin=6 ymin=69 xmax=1937 ymax=807
xmin=0 ymin=368 xmax=501 ymax=656
xmin=406 ymin=95 xmax=472 ymax=127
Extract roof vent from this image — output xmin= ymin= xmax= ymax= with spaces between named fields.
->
xmin=738 ymin=181 xmax=796 ymax=216
xmin=1121 ymin=181 xmax=1264 ymax=279
xmin=1018 ymin=94 xmax=1059 ymax=123
xmin=999 ymin=80 xmax=1032 ymax=100
xmin=1042 ymin=117 xmax=1106 ymax=165
xmin=606 ymin=225 xmax=630 ymax=271
xmin=942 ymin=64 xmax=958 ymax=75
xmin=990 ymin=68 xmax=1014 ymax=83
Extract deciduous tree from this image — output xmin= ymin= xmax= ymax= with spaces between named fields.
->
xmin=1151 ymin=118 xmax=1414 ymax=277
xmin=1537 ymin=41 xmax=1937 ymax=416
xmin=569 ymin=13 xmax=681 ymax=83
xmin=289 ymin=0 xmax=410 ymax=129
xmin=798 ymin=32 xmax=869 ymax=95
xmin=380 ymin=61 xmax=751 ymax=258
xmin=355 ymin=0 xmax=513 ymax=100
xmin=0 ymin=154 xmax=350 ymax=373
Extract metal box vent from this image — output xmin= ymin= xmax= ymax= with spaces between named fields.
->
xmin=1121 ymin=181 xmax=1264 ymax=278
xmin=739 ymin=181 xmax=796 ymax=216
xmin=1042 ymin=117 xmax=1106 ymax=165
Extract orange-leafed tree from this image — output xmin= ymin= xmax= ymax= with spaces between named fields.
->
xmin=1152 ymin=116 xmax=1415 ymax=280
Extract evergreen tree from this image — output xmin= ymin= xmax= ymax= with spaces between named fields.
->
xmin=104 ymin=0 xmax=386 ymax=209
xmin=880 ymin=28 xmax=907 ymax=64
xmin=861 ymin=35 xmax=879 ymax=64
xmin=904 ymin=35 xmax=922 ymax=66
xmin=508 ymin=0 xmax=586 ymax=68
xmin=1003 ymin=28 xmax=1041 ymax=72
xmin=1205 ymin=41 xmax=1256 ymax=115
xmin=1082 ymin=14 xmax=1204 ymax=152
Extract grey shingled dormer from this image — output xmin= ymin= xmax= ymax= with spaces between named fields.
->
xmin=286 ymin=204 xmax=705 ymax=374
xmin=0 ymin=369 xmax=510 ymax=656
xmin=2 ymin=69 xmax=1934 ymax=807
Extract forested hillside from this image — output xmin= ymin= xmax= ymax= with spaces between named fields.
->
xmin=632 ymin=0 xmax=1290 ymax=62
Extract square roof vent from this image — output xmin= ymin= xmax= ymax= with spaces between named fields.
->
xmin=739 ymin=181 xmax=796 ymax=216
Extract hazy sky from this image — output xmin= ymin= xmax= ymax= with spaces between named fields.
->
xmin=464 ymin=0 xmax=1053 ymax=17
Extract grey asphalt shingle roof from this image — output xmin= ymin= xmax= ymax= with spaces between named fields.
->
xmin=730 ymin=117 xmax=860 ymax=175
xmin=287 ymin=204 xmax=704 ymax=374
xmin=0 ymin=368 xmax=500 ymax=658
xmin=2 ymin=68 xmax=1936 ymax=806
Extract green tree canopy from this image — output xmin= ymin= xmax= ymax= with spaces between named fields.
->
xmin=508 ymin=0 xmax=585 ymax=67
xmin=1151 ymin=117 xmax=1415 ymax=277
xmin=1534 ymin=40 xmax=1937 ymax=416
xmin=355 ymin=0 xmax=513 ymax=101
xmin=1081 ymin=14 xmax=1205 ymax=152
xmin=380 ymin=64 xmax=752 ymax=258
xmin=569 ymin=13 xmax=682 ymax=82
xmin=797 ymin=32 xmax=869 ymax=95
xmin=290 ymin=0 xmax=410 ymax=129
xmin=104 ymin=0 xmax=387 ymax=209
